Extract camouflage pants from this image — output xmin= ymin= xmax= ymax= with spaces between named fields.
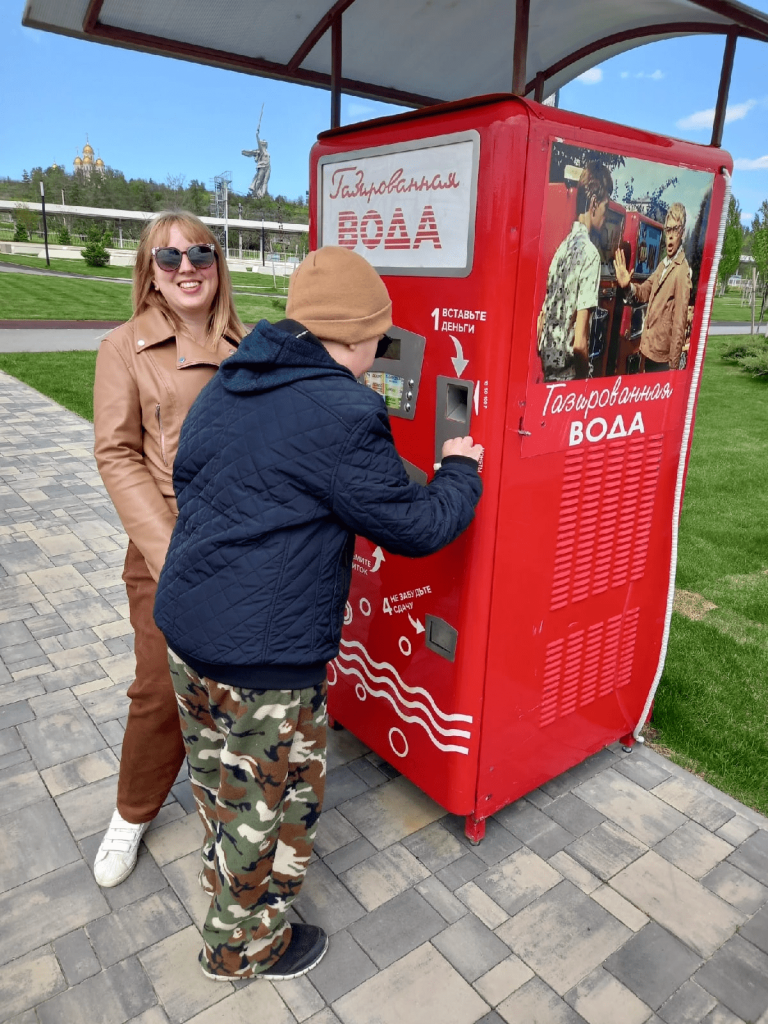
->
xmin=167 ymin=650 xmax=327 ymax=979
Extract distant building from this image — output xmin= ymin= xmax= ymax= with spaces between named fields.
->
xmin=73 ymin=137 xmax=106 ymax=178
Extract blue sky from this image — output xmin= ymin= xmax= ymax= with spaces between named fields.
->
xmin=2 ymin=0 xmax=766 ymax=222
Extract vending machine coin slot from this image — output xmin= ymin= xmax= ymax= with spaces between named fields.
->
xmin=435 ymin=376 xmax=474 ymax=463
xmin=425 ymin=614 xmax=458 ymax=662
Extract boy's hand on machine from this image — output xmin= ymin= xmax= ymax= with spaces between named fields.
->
xmin=442 ymin=436 xmax=483 ymax=463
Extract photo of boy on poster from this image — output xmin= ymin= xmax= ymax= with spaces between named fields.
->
xmin=536 ymin=142 xmax=714 ymax=382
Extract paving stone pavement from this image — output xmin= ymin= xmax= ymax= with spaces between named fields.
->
xmin=1 ymin=369 xmax=768 ymax=1024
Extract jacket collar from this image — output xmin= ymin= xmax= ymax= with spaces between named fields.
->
xmin=130 ymin=307 xmax=234 ymax=367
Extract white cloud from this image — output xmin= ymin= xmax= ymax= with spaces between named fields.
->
xmin=676 ymin=99 xmax=756 ymax=130
xmin=621 ymin=71 xmax=630 ymax=79
xmin=648 ymin=69 xmax=664 ymax=80
xmin=619 ymin=69 xmax=664 ymax=80
xmin=733 ymin=156 xmax=768 ymax=170
xmin=577 ymin=68 xmax=603 ymax=85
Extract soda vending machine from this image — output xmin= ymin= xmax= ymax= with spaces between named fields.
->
xmin=310 ymin=96 xmax=730 ymax=841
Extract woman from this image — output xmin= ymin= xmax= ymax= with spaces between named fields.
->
xmin=92 ymin=211 xmax=245 ymax=887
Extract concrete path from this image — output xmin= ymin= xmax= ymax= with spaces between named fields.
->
xmin=1 ymin=371 xmax=768 ymax=1024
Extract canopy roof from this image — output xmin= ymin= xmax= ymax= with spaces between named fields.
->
xmin=23 ymin=0 xmax=768 ymax=112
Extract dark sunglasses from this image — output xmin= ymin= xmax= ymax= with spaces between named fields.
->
xmin=376 ymin=334 xmax=395 ymax=359
xmin=151 ymin=244 xmax=217 ymax=272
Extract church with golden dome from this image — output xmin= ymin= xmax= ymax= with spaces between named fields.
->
xmin=73 ymin=137 xmax=106 ymax=178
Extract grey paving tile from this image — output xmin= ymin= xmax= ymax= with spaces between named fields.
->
xmin=0 ymin=763 xmax=48 ymax=815
xmin=574 ymin=769 xmax=687 ymax=845
xmin=42 ymin=661 xmax=109 ymax=693
xmin=24 ymin=612 xmax=73 ymax=640
xmin=332 ymin=941 xmax=489 ymax=1024
xmin=181 ymin=985 xmax=295 ymax=1024
xmin=612 ymin=851 xmax=746 ymax=958
xmin=415 ymin=874 xmax=469 ymax=923
xmin=322 ymin=765 xmax=369 ymax=810
xmin=294 ymin=858 xmax=366 ymax=936
xmin=340 ymin=842 xmax=429 ymax=911
xmin=0 ymin=746 xmax=31 ymax=770
xmin=653 ymin=777 xmax=735 ymax=832
xmin=0 ymin=727 xmax=22 ymax=757
xmin=0 ymin=796 xmax=80 ymax=892
xmin=701 ymin=861 xmax=768 ymax=915
xmin=604 ymin=922 xmax=702 ymax=1010
xmin=431 ymin=913 xmax=510 ymax=983
xmin=728 ymin=829 xmax=768 ymax=885
xmin=170 ymin=777 xmax=196 ymax=815
xmin=138 ymin=926 xmax=234 ymax=1023
xmin=565 ymin=966 xmax=653 ymax=1024
xmin=740 ymin=902 xmax=768 ymax=956
xmin=539 ymin=747 xmax=620 ymax=799
xmin=496 ymin=976 xmax=586 ymax=1024
xmin=565 ymin=820 xmax=649 ymax=880
xmin=303 ymin=929 xmax=377 ymax=1004
xmin=442 ymin=815 xmax=524 ymax=866
xmin=0 ymin=860 xmax=109 ymax=966
xmin=472 ymin=954 xmax=534 ymax=1006
xmin=493 ymin=798 xmax=574 ymax=858
xmin=496 ymin=880 xmax=631 ymax=996
xmin=474 ymin=1014 xmax=506 ymax=1024
xmin=347 ymin=888 xmax=446 ymax=968
xmin=402 ymin=820 xmax=466 ymax=872
xmin=701 ymin=1006 xmax=748 ymax=1024
xmin=613 ymin=750 xmax=674 ymax=790
xmin=56 ymin=773 xmax=119 ymax=839
xmin=0 ymin=539 xmax=55 ymax=574
xmin=694 ymin=934 xmax=768 ymax=1023
xmin=654 ymin=820 xmax=734 ymax=879
xmin=17 ymin=708 xmax=106 ymax=768
xmin=27 ymin=687 xmax=80 ymax=717
xmin=346 ymin=757 xmax=388 ymax=788
xmin=78 ymin=681 xmax=131 ymax=723
xmin=474 ymin=847 xmax=562 ymax=915
xmin=306 ymin=1010 xmax=341 ymax=1024
xmin=88 ymin=889 xmax=192 ymax=967
xmin=338 ymin=775 xmax=446 ymax=850
xmin=41 ymin=746 xmax=119 ymax=797
xmin=455 ymin=881 xmax=509 ymax=929
xmin=0 ymin=676 xmax=46 ymax=706
xmin=0 ymin=947 xmax=66 ymax=1021
xmin=436 ymin=850 xmax=488 ymax=890
xmin=657 ymin=979 xmax=717 ymax=1024
xmin=264 ymin=974 xmax=323 ymax=1021
xmin=323 ymin=836 xmax=377 ymax=874
xmin=37 ymin=956 xmax=157 ymax=1024
xmin=312 ymin=807 xmax=362 ymax=858
xmin=540 ymin=793 xmax=606 ymax=838
xmin=0 ymin=620 xmax=35 ymax=648
xmin=54 ymin=928 xmax=102 ymax=986
xmin=716 ymin=816 xmax=759 ymax=847
xmin=326 ymin=727 xmax=370 ymax=770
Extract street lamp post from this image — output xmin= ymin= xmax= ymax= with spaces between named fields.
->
xmin=40 ymin=180 xmax=50 ymax=267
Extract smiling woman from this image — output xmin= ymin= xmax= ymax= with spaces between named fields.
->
xmin=90 ymin=210 xmax=246 ymax=891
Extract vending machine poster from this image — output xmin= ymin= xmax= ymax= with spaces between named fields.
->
xmin=525 ymin=141 xmax=715 ymax=457
xmin=317 ymin=132 xmax=480 ymax=276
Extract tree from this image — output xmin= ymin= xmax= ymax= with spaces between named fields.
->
xmin=718 ymin=196 xmax=743 ymax=289
xmin=750 ymin=201 xmax=768 ymax=332
xmin=81 ymin=224 xmax=111 ymax=267
xmin=13 ymin=220 xmax=28 ymax=242
xmin=57 ymin=224 xmax=72 ymax=245
xmin=13 ymin=205 xmax=38 ymax=240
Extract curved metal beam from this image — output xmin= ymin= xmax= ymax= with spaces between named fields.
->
xmin=288 ymin=0 xmax=358 ymax=72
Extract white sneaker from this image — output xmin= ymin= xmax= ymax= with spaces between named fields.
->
xmin=93 ymin=809 xmax=150 ymax=887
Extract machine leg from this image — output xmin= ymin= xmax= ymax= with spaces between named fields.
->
xmin=328 ymin=715 xmax=345 ymax=731
xmin=619 ymin=731 xmax=636 ymax=753
xmin=464 ymin=815 xmax=486 ymax=844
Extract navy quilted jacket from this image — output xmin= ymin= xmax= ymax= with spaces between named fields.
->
xmin=154 ymin=319 xmax=482 ymax=689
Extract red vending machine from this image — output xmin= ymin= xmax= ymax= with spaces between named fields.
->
xmin=310 ymin=96 xmax=730 ymax=841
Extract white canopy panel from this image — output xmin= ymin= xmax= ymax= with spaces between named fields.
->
xmin=23 ymin=0 xmax=768 ymax=106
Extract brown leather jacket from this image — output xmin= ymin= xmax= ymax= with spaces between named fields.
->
xmin=632 ymin=246 xmax=692 ymax=369
xmin=94 ymin=307 xmax=237 ymax=581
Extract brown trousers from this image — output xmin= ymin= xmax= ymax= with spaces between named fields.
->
xmin=117 ymin=540 xmax=186 ymax=823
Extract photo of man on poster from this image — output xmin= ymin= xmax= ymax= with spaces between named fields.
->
xmin=537 ymin=162 xmax=613 ymax=381
xmin=613 ymin=202 xmax=692 ymax=371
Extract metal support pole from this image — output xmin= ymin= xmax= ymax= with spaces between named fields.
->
xmin=711 ymin=29 xmax=737 ymax=148
xmin=331 ymin=15 xmax=342 ymax=128
xmin=40 ymin=181 xmax=50 ymax=266
xmin=512 ymin=0 xmax=530 ymax=95
xmin=223 ymin=179 xmax=229 ymax=257
xmin=238 ymin=203 xmax=243 ymax=258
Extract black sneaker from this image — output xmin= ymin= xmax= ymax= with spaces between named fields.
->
xmin=261 ymin=924 xmax=329 ymax=981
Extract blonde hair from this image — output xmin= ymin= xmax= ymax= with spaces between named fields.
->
xmin=133 ymin=211 xmax=245 ymax=343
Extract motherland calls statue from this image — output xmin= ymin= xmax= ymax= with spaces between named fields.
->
xmin=242 ymin=115 xmax=271 ymax=199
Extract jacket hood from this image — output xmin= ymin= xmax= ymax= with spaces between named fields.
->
xmin=219 ymin=319 xmax=355 ymax=394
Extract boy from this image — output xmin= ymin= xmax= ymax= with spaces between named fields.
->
xmin=154 ymin=246 xmax=483 ymax=981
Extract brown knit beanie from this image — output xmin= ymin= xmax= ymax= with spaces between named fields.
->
xmin=286 ymin=246 xmax=392 ymax=345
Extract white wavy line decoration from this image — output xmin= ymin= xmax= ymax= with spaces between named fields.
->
xmin=339 ymin=639 xmax=473 ymax=723
xmin=336 ymin=663 xmax=470 ymax=755
xmin=337 ymin=651 xmax=471 ymax=738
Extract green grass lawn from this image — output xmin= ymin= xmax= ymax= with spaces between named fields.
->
xmin=650 ymin=332 xmax=768 ymax=813
xmin=711 ymin=292 xmax=767 ymax=323
xmin=0 ymin=251 xmax=289 ymax=292
xmin=0 ymin=330 xmax=765 ymax=811
xmin=0 ymin=269 xmax=285 ymax=323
